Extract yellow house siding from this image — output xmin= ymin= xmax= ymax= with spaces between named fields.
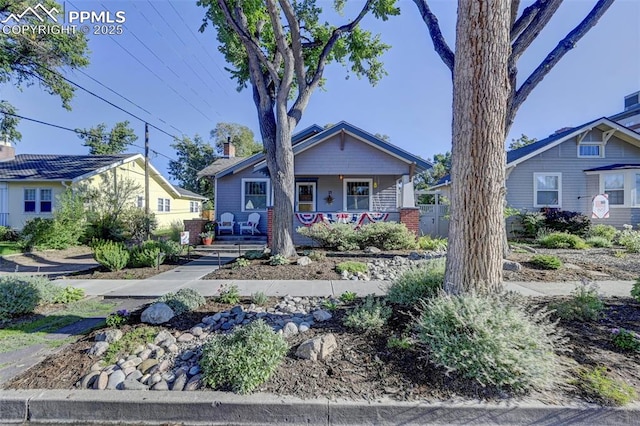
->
xmin=7 ymin=181 xmax=65 ymax=230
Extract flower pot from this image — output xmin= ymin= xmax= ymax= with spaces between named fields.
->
xmin=202 ymin=237 xmax=213 ymax=245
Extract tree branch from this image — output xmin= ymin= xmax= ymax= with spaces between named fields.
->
xmin=265 ymin=0 xmax=295 ymax=105
xmin=279 ymin=0 xmax=307 ymax=91
xmin=509 ymin=0 xmax=615 ymax=129
xmin=511 ymin=0 xmax=541 ymax=40
xmin=510 ymin=0 xmax=521 ymax=30
xmin=412 ymin=0 xmax=454 ymax=75
xmin=511 ymin=0 xmax=563 ymax=61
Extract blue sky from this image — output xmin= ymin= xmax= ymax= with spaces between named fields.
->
xmin=2 ymin=0 xmax=639 ymax=181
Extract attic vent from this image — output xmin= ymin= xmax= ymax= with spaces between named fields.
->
xmin=625 ymin=92 xmax=639 ymax=110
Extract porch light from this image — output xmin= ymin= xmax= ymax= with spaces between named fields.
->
xmin=339 ymin=174 xmax=343 ymax=180
xmin=325 ymin=191 xmax=334 ymax=205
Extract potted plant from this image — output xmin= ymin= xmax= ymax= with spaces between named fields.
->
xmin=202 ymin=200 xmax=214 ymax=221
xmin=199 ymin=231 xmax=215 ymax=245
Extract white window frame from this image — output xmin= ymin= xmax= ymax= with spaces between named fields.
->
xmin=23 ymin=188 xmax=54 ymax=214
xmin=577 ymin=143 xmax=605 ymax=158
xmin=533 ymin=173 xmax=562 ymax=208
xmin=343 ymin=178 xmax=373 ymax=211
xmin=137 ymin=195 xmax=144 ymax=209
xmin=600 ymin=172 xmax=626 ymax=207
xmin=157 ymin=198 xmax=171 ymax=212
xmin=157 ymin=198 xmax=164 ymax=212
xmin=190 ymin=201 xmax=200 ymax=213
xmin=295 ymin=182 xmax=317 ymax=212
xmin=40 ymin=189 xmax=52 ymax=213
xmin=241 ymin=178 xmax=270 ymax=212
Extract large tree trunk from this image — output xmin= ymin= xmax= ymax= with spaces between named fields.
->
xmin=444 ymin=0 xmax=510 ymax=295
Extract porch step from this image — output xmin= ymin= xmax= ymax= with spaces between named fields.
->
xmin=196 ymin=243 xmax=267 ymax=255
xmin=214 ymin=235 xmax=267 ymax=243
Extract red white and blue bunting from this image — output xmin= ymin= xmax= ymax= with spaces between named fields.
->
xmin=296 ymin=212 xmax=390 ymax=229
xmin=295 ymin=213 xmax=324 ymax=226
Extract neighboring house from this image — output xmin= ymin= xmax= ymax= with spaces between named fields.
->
xmin=198 ymin=121 xmax=431 ymax=244
xmin=432 ymin=111 xmax=640 ymax=231
xmin=0 ymin=142 xmax=206 ymax=230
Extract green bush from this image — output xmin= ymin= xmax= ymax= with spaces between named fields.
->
xmin=201 ymin=320 xmax=288 ymax=394
xmin=415 ymin=294 xmax=562 ymax=393
xmin=387 ymin=258 xmax=445 ymax=306
xmin=93 ymin=241 xmax=130 ymax=271
xmin=551 ymin=282 xmax=604 ymax=321
xmin=589 ymin=224 xmax=618 ymax=242
xmin=537 ymin=232 xmax=588 ymax=249
xmin=357 ymin=222 xmax=417 ymax=250
xmin=268 ymin=254 xmax=289 ymax=265
xmin=0 ymin=226 xmax=20 ymax=242
xmin=0 ymin=276 xmax=41 ymax=319
xmin=233 ymin=258 xmax=251 ymax=268
xmin=85 ymin=214 xmax=126 ymax=243
xmin=585 ymin=236 xmax=612 ymax=248
xmin=339 ymin=291 xmax=357 ymax=303
xmin=297 ymin=223 xmax=359 ymax=251
xmin=243 ymin=250 xmax=267 ymax=260
xmin=156 ymin=240 xmax=183 ymax=262
xmin=52 ymin=286 xmax=85 ymax=304
xmin=542 ymin=209 xmax=591 ymax=237
xmin=123 ymin=209 xmax=157 ymax=243
xmin=157 ymin=288 xmax=205 ymax=316
xmin=631 ymin=278 xmax=640 ymax=302
xmin=336 ymin=261 xmax=368 ymax=275
xmin=217 ymin=283 xmax=240 ymax=304
xmin=387 ymin=335 xmax=413 ymax=350
xmin=129 ymin=241 xmax=165 ymax=268
xmin=516 ymin=211 xmax=546 ymax=238
xmin=343 ymin=295 xmax=391 ymax=333
xmin=251 ymin=291 xmax=269 ymax=306
xmin=306 ymin=250 xmax=326 ymax=261
xmin=617 ymin=225 xmax=640 ymax=253
xmin=417 ymin=235 xmax=448 ymax=251
xmin=611 ymin=328 xmax=640 ymax=352
xmin=575 ymin=366 xmax=637 ymax=406
xmin=529 ymin=254 xmax=563 ymax=270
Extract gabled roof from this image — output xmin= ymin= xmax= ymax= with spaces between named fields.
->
xmin=292 ymin=124 xmax=324 ymax=145
xmin=431 ymin=117 xmax=640 ymax=189
xmin=584 ymin=164 xmax=640 ymax=172
xmin=197 ymin=156 xmax=246 ymax=179
xmin=174 ymin=186 xmax=207 ymax=200
xmin=0 ymin=154 xmax=135 ymax=181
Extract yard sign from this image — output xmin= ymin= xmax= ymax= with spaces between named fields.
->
xmin=592 ymin=194 xmax=609 ymax=219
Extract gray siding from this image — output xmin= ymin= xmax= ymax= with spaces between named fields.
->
xmin=505 ymin=132 xmax=640 ymax=229
xmin=216 ymin=167 xmax=269 ymax=235
xmin=295 ymin=133 xmax=411 ymax=175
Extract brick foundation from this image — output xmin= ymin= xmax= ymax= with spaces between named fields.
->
xmin=400 ymin=207 xmax=420 ymax=237
xmin=183 ymin=219 xmax=208 ymax=245
xmin=267 ymin=207 xmax=273 ymax=249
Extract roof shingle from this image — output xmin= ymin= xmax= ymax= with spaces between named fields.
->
xmin=0 ymin=154 xmax=135 ymax=181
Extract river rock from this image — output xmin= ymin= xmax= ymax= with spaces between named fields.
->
xmin=95 ymin=329 xmax=123 ymax=343
xmin=154 ymin=330 xmax=174 ymax=345
xmin=88 ymin=341 xmax=109 ymax=357
xmin=503 ymin=259 xmax=523 ymax=272
xmin=151 ymin=380 xmax=169 ymax=391
xmin=282 ymin=322 xmax=299 ymax=338
xmin=94 ymin=371 xmax=109 ymax=390
xmin=296 ymin=256 xmax=312 ymax=266
xmin=126 ymin=370 xmax=143 ymax=381
xmin=122 ymin=378 xmax=148 ymax=391
xmin=138 ymin=359 xmax=158 ymax=374
xmin=141 ymin=303 xmax=175 ymax=324
xmin=295 ymin=334 xmax=337 ymax=361
xmin=184 ymin=374 xmax=202 ymax=391
xmin=172 ymin=373 xmax=187 ymax=391
xmin=177 ymin=333 xmax=194 ymax=343
xmin=312 ymin=309 xmax=332 ymax=322
xmin=107 ymin=370 xmax=125 ymax=390
xmin=80 ymin=371 xmax=100 ymax=389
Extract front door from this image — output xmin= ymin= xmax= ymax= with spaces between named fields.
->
xmin=296 ymin=182 xmax=316 ymax=212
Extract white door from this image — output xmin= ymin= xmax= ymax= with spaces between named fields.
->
xmin=296 ymin=182 xmax=316 ymax=212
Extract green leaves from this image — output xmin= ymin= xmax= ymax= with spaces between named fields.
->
xmin=76 ymin=121 xmax=138 ymax=155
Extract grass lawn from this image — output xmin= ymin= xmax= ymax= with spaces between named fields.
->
xmin=0 ymin=299 xmax=116 ymax=354
xmin=0 ymin=241 xmax=21 ymax=256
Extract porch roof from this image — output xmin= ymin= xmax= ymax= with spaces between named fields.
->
xmin=584 ymin=163 xmax=640 ymax=172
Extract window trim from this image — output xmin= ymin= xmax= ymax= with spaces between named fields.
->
xmin=599 ymin=172 xmax=627 ymax=208
xmin=295 ymin=181 xmax=317 ymax=212
xmin=190 ymin=201 xmax=200 ymax=213
xmin=533 ymin=173 xmax=562 ymax=208
xmin=23 ymin=187 xmax=54 ymax=214
xmin=241 ymin=178 xmax=270 ymax=212
xmin=577 ymin=143 xmax=605 ymax=158
xmin=39 ymin=189 xmax=52 ymax=213
xmin=157 ymin=198 xmax=171 ymax=212
xmin=343 ymin=178 xmax=373 ymax=211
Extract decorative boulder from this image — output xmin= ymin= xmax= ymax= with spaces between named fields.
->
xmin=295 ymin=334 xmax=337 ymax=361
xmin=364 ymin=246 xmax=382 ymax=254
xmin=312 ymin=309 xmax=332 ymax=322
xmin=503 ymin=259 xmax=523 ymax=272
xmin=95 ymin=329 xmax=123 ymax=343
xmin=88 ymin=341 xmax=109 ymax=357
xmin=141 ymin=303 xmax=175 ymax=325
xmin=296 ymin=256 xmax=312 ymax=266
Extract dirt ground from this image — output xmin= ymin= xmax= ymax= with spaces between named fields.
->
xmin=5 ymin=296 xmax=640 ymax=406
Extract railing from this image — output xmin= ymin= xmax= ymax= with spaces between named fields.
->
xmin=0 ymin=213 xmax=8 ymax=227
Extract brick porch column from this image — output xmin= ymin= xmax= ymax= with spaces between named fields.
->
xmin=267 ymin=207 xmax=273 ymax=249
xmin=399 ymin=207 xmax=420 ymax=237
xmin=183 ymin=219 xmax=208 ymax=245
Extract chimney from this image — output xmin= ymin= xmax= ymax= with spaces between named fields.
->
xmin=0 ymin=137 xmax=15 ymax=162
xmin=223 ymin=136 xmax=236 ymax=158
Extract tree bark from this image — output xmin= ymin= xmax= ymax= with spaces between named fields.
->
xmin=444 ymin=0 xmax=510 ymax=295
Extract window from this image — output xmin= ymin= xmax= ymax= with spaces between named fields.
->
xmin=190 ymin=201 xmax=200 ymax=213
xmin=344 ymin=179 xmax=372 ymax=211
xmin=157 ymin=198 xmax=171 ymax=212
xmin=40 ymin=189 xmax=52 ymax=213
xmin=604 ymin=174 xmax=624 ymax=205
xmin=578 ymin=144 xmax=604 ymax=158
xmin=137 ymin=196 xmax=144 ymax=209
xmin=24 ymin=189 xmax=36 ymax=212
xmin=296 ymin=182 xmax=316 ymax=212
xmin=534 ymin=173 xmax=561 ymax=207
xmin=242 ymin=179 xmax=270 ymax=211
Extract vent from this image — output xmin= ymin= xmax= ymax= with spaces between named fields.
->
xmin=625 ymin=92 xmax=639 ymax=110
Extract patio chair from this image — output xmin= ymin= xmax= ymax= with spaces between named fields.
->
xmin=239 ymin=212 xmax=261 ymax=235
xmin=217 ymin=212 xmax=235 ymax=235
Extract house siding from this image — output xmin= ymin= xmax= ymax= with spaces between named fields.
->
xmin=215 ymin=166 xmax=269 ymax=234
xmin=7 ymin=182 xmax=65 ymax=229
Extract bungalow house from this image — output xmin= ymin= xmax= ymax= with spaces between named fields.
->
xmin=432 ymin=111 xmax=640 ymax=232
xmin=198 ymin=121 xmax=432 ymax=245
xmin=0 ymin=141 xmax=206 ymax=230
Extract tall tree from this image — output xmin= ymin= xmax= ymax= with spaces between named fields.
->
xmin=0 ymin=0 xmax=89 ymax=141
xmin=414 ymin=0 xmax=614 ymax=293
xmin=509 ymin=133 xmax=537 ymax=150
xmin=211 ymin=122 xmax=263 ymax=156
xmin=169 ymin=135 xmax=216 ymax=199
xmin=199 ymin=0 xmax=398 ymax=256
xmin=77 ymin=121 xmax=138 ymax=155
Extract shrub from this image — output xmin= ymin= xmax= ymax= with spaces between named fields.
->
xmin=106 ymin=309 xmax=130 ymax=328
xmin=589 ymin=224 xmax=618 ymax=242
xmin=0 ymin=226 xmax=19 ymax=242
xmin=0 ymin=276 xmax=41 ymax=319
xmin=516 ymin=211 xmax=546 ymax=239
xmin=322 ymin=299 xmax=339 ymax=311
xmin=617 ymin=225 xmax=640 ymax=253
xmin=129 ymin=241 xmax=165 ymax=268
xmin=585 ymin=236 xmax=612 ymax=248
xmin=104 ymin=326 xmax=157 ymax=364
xmin=123 ymin=209 xmax=157 ymax=243
xmin=233 ymin=258 xmax=251 ymax=269
xmin=551 ymin=282 xmax=604 ymax=321
xmin=84 ymin=214 xmax=126 ymax=243
xmin=387 ymin=335 xmax=413 ymax=350
xmin=357 ymin=222 xmax=417 ymax=250
xmin=611 ymin=328 xmax=640 ymax=352
xmin=251 ymin=291 xmax=268 ymax=306
xmin=93 ymin=241 xmax=130 ymax=271
xmin=336 ymin=261 xmax=367 ymax=275
xmin=343 ymin=294 xmax=391 ymax=333
xmin=200 ymin=320 xmax=288 ymax=394
xmin=296 ymin=223 xmax=359 ymax=251
xmin=415 ymin=294 xmax=562 ymax=393
xmin=306 ymin=250 xmax=326 ymax=261
xmin=339 ymin=291 xmax=357 ymax=303
xmin=156 ymin=240 xmax=183 ymax=262
xmin=537 ymin=232 xmax=588 ymax=249
xmin=575 ymin=366 xmax=637 ymax=406
xmin=529 ymin=254 xmax=563 ymax=270
xmin=417 ymin=235 xmax=448 ymax=251
xmin=542 ymin=208 xmax=591 ymax=237
xmin=52 ymin=286 xmax=85 ymax=304
xmin=268 ymin=254 xmax=289 ymax=266
xmin=157 ymin=288 xmax=205 ymax=316
xmin=217 ymin=283 xmax=240 ymax=304
xmin=243 ymin=250 xmax=267 ymax=260
xmin=631 ymin=278 xmax=640 ymax=302
xmin=387 ymin=258 xmax=445 ymax=306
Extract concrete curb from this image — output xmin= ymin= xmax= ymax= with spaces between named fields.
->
xmin=1 ymin=390 xmax=640 ymax=425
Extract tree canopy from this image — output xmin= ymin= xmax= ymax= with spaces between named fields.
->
xmin=0 ymin=0 xmax=89 ymax=142
xmin=508 ymin=133 xmax=537 ymax=151
xmin=169 ymin=135 xmax=216 ymax=200
xmin=76 ymin=121 xmax=138 ymax=155
xmin=211 ymin=122 xmax=262 ymax=157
